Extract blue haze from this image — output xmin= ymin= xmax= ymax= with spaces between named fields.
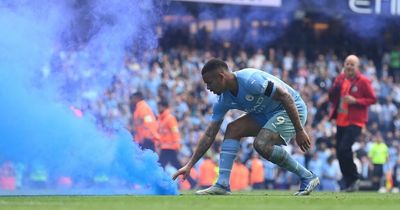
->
xmin=0 ymin=0 xmax=177 ymax=195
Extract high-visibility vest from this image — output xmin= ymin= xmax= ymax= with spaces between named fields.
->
xmin=368 ymin=142 xmax=389 ymax=164
xmin=336 ymin=79 xmax=351 ymax=126
xmin=133 ymin=100 xmax=159 ymax=143
xmin=230 ymin=162 xmax=249 ymax=191
xmin=198 ymin=159 xmax=217 ymax=186
xmin=249 ymin=157 xmax=264 ymax=185
xmin=158 ymin=109 xmax=181 ymax=150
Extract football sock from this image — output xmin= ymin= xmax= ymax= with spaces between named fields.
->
xmin=268 ymin=145 xmax=313 ymax=179
xmin=216 ymin=139 xmax=240 ymax=188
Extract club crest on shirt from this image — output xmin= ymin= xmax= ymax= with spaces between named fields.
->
xmin=351 ymin=86 xmax=358 ymax=92
xmin=245 ymin=94 xmax=254 ymax=101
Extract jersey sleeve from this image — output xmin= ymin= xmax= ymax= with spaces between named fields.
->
xmin=211 ymin=99 xmax=229 ymax=122
xmin=247 ymin=73 xmax=276 ymax=97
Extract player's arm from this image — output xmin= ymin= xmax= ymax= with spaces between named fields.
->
xmin=188 ymin=120 xmax=222 ymax=166
xmin=172 ymin=120 xmax=222 ymax=180
xmin=273 ymin=85 xmax=311 ymax=152
xmin=248 ymin=73 xmax=304 ymax=133
xmin=273 ymin=86 xmax=303 ymax=132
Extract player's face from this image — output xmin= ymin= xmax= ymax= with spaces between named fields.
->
xmin=202 ymin=71 xmax=225 ymax=95
xmin=344 ymin=57 xmax=358 ymax=78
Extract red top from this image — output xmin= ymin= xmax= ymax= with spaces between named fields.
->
xmin=329 ymin=71 xmax=377 ymax=127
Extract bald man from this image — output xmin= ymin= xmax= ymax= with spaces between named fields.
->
xmin=328 ymin=55 xmax=377 ymax=192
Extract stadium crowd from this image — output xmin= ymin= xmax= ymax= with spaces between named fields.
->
xmin=1 ymin=35 xmax=400 ymax=193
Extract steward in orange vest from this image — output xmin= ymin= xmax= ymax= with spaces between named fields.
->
xmin=130 ymin=92 xmax=159 ymax=151
xmin=248 ymin=154 xmax=265 ymax=189
xmin=198 ymin=156 xmax=217 ymax=188
xmin=157 ymin=100 xmax=182 ymax=170
xmin=230 ymin=159 xmax=249 ymax=191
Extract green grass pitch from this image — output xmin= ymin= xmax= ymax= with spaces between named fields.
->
xmin=0 ymin=190 xmax=398 ymax=210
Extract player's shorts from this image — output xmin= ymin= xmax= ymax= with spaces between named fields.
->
xmin=372 ymin=164 xmax=384 ymax=177
xmin=248 ymin=100 xmax=307 ymax=145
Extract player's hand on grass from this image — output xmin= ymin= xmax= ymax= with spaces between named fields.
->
xmin=295 ymin=129 xmax=311 ymax=152
xmin=172 ymin=164 xmax=192 ymax=180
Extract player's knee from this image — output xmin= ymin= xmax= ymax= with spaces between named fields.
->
xmin=253 ymin=137 xmax=273 ymax=157
xmin=253 ymin=138 xmax=263 ymax=152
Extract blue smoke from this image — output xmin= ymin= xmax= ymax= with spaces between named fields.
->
xmin=0 ymin=0 xmax=177 ymax=195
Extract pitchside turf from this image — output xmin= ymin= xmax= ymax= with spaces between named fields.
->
xmin=0 ymin=190 xmax=398 ymax=210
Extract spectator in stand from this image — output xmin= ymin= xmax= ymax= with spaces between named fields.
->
xmin=328 ymin=55 xmax=377 ymax=192
xmin=247 ymin=153 xmax=265 ymax=190
xmin=389 ymin=46 xmax=400 ymax=82
xmin=197 ymin=154 xmax=217 ymax=189
xmin=262 ymin=159 xmax=277 ymax=189
xmin=230 ymin=158 xmax=250 ymax=191
xmin=321 ymin=155 xmax=342 ymax=191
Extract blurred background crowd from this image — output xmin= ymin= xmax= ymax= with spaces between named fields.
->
xmin=1 ymin=0 xmax=400 ymax=193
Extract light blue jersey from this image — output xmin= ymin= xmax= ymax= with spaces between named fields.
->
xmin=212 ymin=68 xmax=302 ymax=121
xmin=211 ymin=68 xmax=307 ymax=142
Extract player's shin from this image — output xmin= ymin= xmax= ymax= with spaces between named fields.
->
xmin=268 ymin=145 xmax=313 ymax=179
xmin=216 ymin=139 xmax=240 ymax=188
